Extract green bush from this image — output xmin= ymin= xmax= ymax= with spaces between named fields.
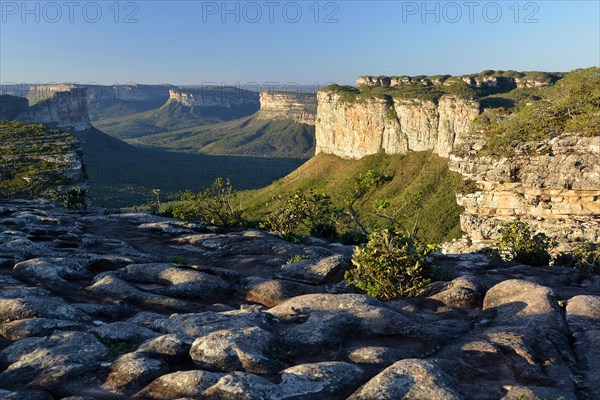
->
xmin=344 ymin=228 xmax=439 ymax=299
xmin=496 ymin=220 xmax=554 ymax=266
xmin=263 ymin=189 xmax=337 ymax=241
xmin=554 ymin=242 xmax=600 ymax=275
xmin=172 ymin=178 xmax=243 ymax=227
xmin=166 ymin=256 xmax=190 ymax=265
xmin=61 ymin=187 xmax=88 ymax=210
xmin=286 ymin=254 xmax=310 ymax=264
xmin=482 ymin=67 xmax=600 ymax=155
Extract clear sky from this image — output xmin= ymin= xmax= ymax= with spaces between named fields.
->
xmin=1 ymin=0 xmax=599 ymax=86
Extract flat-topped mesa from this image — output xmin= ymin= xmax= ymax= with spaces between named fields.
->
xmin=356 ymin=71 xmax=562 ymax=90
xmin=26 ymin=84 xmax=79 ymax=105
xmin=315 ymin=90 xmax=480 ymax=159
xmin=257 ymin=91 xmax=317 ymax=125
xmin=18 ymin=88 xmax=92 ymax=132
xmin=168 ymin=88 xmax=259 ymax=108
xmin=447 ymin=135 xmax=600 ymax=251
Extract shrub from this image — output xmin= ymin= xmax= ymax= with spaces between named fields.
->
xmin=344 ymin=228 xmax=439 ymax=299
xmin=263 ymin=190 xmax=337 ymax=241
xmin=496 ymin=220 xmax=554 ymax=266
xmin=172 ymin=178 xmax=244 ymax=227
xmin=61 ymin=187 xmax=88 ymax=210
xmin=166 ymin=256 xmax=190 ymax=265
xmin=554 ymin=242 xmax=600 ymax=275
xmin=286 ymin=254 xmax=310 ymax=264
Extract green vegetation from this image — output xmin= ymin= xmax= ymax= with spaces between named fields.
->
xmin=286 ymin=254 xmax=310 ymax=264
xmin=61 ymin=187 xmax=88 ymax=210
xmin=262 ymin=189 xmax=337 ymax=241
xmin=479 ymin=67 xmax=600 ymax=156
xmin=241 ymin=152 xmax=468 ymax=244
xmin=554 ymin=242 xmax=600 ymax=275
xmin=170 ymin=178 xmax=244 ymax=228
xmin=166 ymin=256 xmax=190 ymax=265
xmin=95 ymin=97 xmax=259 ymax=140
xmin=345 ymin=228 xmax=440 ymax=299
xmin=131 ymin=113 xmax=315 ymax=158
xmin=164 ymin=152 xmax=467 ymax=245
xmin=73 ymin=128 xmax=304 ymax=208
xmin=94 ymin=336 xmax=144 ymax=358
xmin=496 ymin=220 xmax=555 ymax=266
xmin=0 ymin=121 xmax=79 ymax=199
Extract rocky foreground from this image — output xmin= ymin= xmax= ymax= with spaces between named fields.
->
xmin=0 ymin=200 xmax=599 ymax=400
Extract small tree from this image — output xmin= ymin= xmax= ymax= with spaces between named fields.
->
xmin=61 ymin=187 xmax=88 ymax=210
xmin=263 ymin=190 xmax=337 ymax=241
xmin=496 ymin=220 xmax=554 ymax=266
xmin=172 ymin=178 xmax=243 ymax=227
xmin=343 ymin=170 xmax=393 ymax=234
xmin=345 ymin=228 xmax=438 ymax=299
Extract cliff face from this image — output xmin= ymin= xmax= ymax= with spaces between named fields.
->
xmin=18 ymin=88 xmax=92 ymax=132
xmin=168 ymin=88 xmax=259 ymax=108
xmin=257 ymin=92 xmax=317 ymax=125
xmin=315 ymin=71 xmax=598 ymax=250
xmin=356 ymin=72 xmax=560 ymax=89
xmin=447 ymin=135 xmax=600 ymax=250
xmin=315 ymin=92 xmax=479 ymax=159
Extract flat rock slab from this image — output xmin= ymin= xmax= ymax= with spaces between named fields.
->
xmin=277 ymin=255 xmax=351 ymax=284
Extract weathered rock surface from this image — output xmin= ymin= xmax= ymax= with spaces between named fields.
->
xmin=348 ymin=359 xmax=461 ymax=400
xmin=277 ymin=254 xmax=351 ymax=284
xmin=258 ymin=91 xmax=317 ymax=125
xmin=315 ymin=91 xmax=480 ymax=159
xmin=17 ymin=88 xmax=92 ymax=131
xmin=448 ymin=134 xmax=600 ymax=250
xmin=0 ymin=199 xmax=599 ymax=399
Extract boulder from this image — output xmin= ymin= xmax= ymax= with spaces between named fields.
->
xmin=135 ymin=370 xmax=222 ymax=399
xmin=566 ymin=295 xmax=600 ymax=400
xmin=103 ymin=352 xmax=170 ymax=395
xmin=348 ymin=359 xmax=461 ymax=400
xmin=244 ymin=277 xmax=324 ymax=307
xmin=90 ymin=321 xmax=159 ymax=342
xmin=276 ymin=255 xmax=351 ymax=284
xmin=189 ymin=327 xmax=284 ymax=374
xmin=0 ymin=318 xmax=87 ymax=340
xmin=0 ymin=332 xmax=109 ymax=396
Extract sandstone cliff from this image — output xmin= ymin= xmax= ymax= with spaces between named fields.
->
xmin=315 ymin=71 xmax=598 ymax=250
xmin=447 ymin=135 xmax=600 ymax=250
xmin=356 ymin=71 xmax=561 ymax=90
xmin=18 ymin=88 xmax=92 ymax=132
xmin=315 ymin=91 xmax=479 ymax=159
xmin=257 ymin=91 xmax=317 ymax=125
xmin=168 ymin=87 xmax=259 ymax=108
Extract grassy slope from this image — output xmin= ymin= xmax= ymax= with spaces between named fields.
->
xmin=241 ymin=151 xmax=467 ymax=244
xmin=73 ymin=127 xmax=305 ymax=208
xmin=94 ymin=100 xmax=260 ymax=140
xmin=130 ymin=113 xmax=316 ymax=158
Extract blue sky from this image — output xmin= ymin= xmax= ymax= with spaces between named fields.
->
xmin=1 ymin=1 xmax=599 ymax=85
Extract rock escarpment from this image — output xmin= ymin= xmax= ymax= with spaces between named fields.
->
xmin=315 ymin=91 xmax=479 ymax=159
xmin=1 ymin=87 xmax=93 ymax=132
xmin=356 ymin=71 xmax=561 ymax=89
xmin=447 ymin=135 xmax=600 ymax=250
xmin=0 ymin=200 xmax=599 ymax=399
xmin=18 ymin=88 xmax=92 ymax=131
xmin=257 ymin=91 xmax=317 ymax=125
xmin=168 ymin=87 xmax=259 ymax=108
